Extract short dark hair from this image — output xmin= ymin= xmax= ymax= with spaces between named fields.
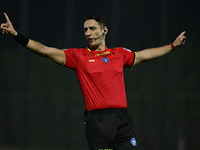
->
xmin=84 ymin=14 xmax=108 ymax=28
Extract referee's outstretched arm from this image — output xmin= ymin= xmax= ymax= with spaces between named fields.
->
xmin=0 ymin=13 xmax=66 ymax=65
xmin=1 ymin=13 xmax=186 ymax=66
xmin=134 ymin=31 xmax=186 ymax=65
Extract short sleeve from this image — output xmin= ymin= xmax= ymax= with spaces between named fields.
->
xmin=122 ymin=47 xmax=136 ymax=68
xmin=63 ymin=48 xmax=78 ymax=70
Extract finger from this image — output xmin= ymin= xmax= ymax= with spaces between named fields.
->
xmin=2 ymin=30 xmax=5 ymax=34
xmin=182 ymin=36 xmax=186 ymax=43
xmin=0 ymin=23 xmax=5 ymax=29
xmin=182 ymin=40 xmax=186 ymax=45
xmin=181 ymin=40 xmax=186 ymax=47
xmin=4 ymin=13 xmax=11 ymax=22
xmin=0 ymin=23 xmax=8 ymax=30
xmin=180 ymin=31 xmax=186 ymax=37
xmin=182 ymin=36 xmax=186 ymax=40
xmin=182 ymin=38 xmax=186 ymax=43
xmin=181 ymin=37 xmax=186 ymax=46
xmin=1 ymin=29 xmax=6 ymax=34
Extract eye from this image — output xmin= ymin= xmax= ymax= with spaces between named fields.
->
xmin=90 ymin=26 xmax=96 ymax=31
xmin=84 ymin=28 xmax=88 ymax=32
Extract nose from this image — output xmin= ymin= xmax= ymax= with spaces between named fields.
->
xmin=85 ymin=29 xmax=92 ymax=37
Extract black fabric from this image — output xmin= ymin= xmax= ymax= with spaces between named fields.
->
xmin=84 ymin=108 xmax=137 ymax=150
xmin=14 ymin=33 xmax=29 ymax=47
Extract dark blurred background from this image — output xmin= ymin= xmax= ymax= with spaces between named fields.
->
xmin=0 ymin=0 xmax=199 ymax=150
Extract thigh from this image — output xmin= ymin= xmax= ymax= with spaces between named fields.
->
xmin=115 ymin=111 xmax=137 ymax=150
xmin=115 ymin=138 xmax=137 ymax=150
xmin=85 ymin=111 xmax=118 ymax=150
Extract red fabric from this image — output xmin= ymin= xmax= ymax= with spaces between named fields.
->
xmin=170 ymin=43 xmax=175 ymax=50
xmin=63 ymin=47 xmax=135 ymax=111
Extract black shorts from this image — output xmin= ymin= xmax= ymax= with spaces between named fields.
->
xmin=84 ymin=108 xmax=137 ymax=150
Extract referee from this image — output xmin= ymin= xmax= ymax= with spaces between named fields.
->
xmin=1 ymin=13 xmax=186 ymax=150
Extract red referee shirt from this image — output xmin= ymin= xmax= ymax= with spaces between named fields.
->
xmin=63 ymin=47 xmax=136 ymax=111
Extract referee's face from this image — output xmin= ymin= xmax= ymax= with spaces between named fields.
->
xmin=84 ymin=19 xmax=105 ymax=47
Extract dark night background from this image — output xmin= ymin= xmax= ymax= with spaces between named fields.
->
xmin=0 ymin=0 xmax=199 ymax=150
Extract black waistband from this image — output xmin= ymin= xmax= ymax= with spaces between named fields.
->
xmin=86 ymin=108 xmax=127 ymax=114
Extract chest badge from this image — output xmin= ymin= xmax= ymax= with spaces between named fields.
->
xmin=102 ymin=57 xmax=109 ymax=63
xmin=88 ymin=59 xmax=95 ymax=62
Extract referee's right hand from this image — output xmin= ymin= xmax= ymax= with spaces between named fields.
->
xmin=1 ymin=13 xmax=17 ymax=37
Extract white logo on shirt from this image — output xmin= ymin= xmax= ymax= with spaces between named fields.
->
xmin=89 ymin=59 xmax=95 ymax=62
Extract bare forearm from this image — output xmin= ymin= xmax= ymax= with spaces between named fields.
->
xmin=1 ymin=13 xmax=65 ymax=64
xmin=11 ymin=31 xmax=49 ymax=57
xmin=144 ymin=45 xmax=172 ymax=59
xmin=134 ymin=31 xmax=186 ymax=65
xmin=26 ymin=39 xmax=65 ymax=64
xmin=136 ymin=44 xmax=172 ymax=62
xmin=13 ymin=32 xmax=65 ymax=64
xmin=26 ymin=39 xmax=49 ymax=57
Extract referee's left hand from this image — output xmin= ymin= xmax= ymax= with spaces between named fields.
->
xmin=172 ymin=31 xmax=186 ymax=48
xmin=0 ymin=13 xmax=18 ymax=37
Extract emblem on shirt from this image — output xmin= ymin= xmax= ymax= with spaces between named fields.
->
xmin=95 ymin=51 xmax=110 ymax=56
xmin=130 ymin=137 xmax=137 ymax=146
xmin=89 ymin=59 xmax=95 ymax=62
xmin=102 ymin=57 xmax=109 ymax=63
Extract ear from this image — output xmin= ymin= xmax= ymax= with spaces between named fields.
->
xmin=103 ymin=26 xmax=108 ymax=35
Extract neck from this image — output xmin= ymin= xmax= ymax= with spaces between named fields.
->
xmin=90 ymin=41 xmax=106 ymax=51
